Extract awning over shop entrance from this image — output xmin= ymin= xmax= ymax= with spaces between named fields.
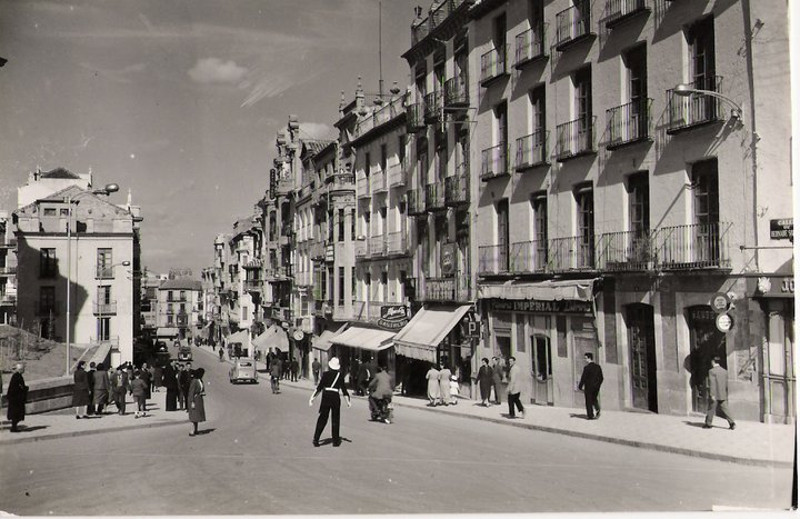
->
xmin=478 ymin=278 xmax=597 ymax=301
xmin=252 ymin=325 xmax=289 ymax=351
xmin=330 ymin=325 xmax=395 ymax=351
xmin=312 ymin=324 xmax=348 ymax=352
xmin=392 ymin=304 xmax=473 ymax=363
xmin=226 ymin=330 xmax=249 ymax=345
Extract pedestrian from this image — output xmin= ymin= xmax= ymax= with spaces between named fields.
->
xmin=311 ymin=357 xmax=321 ymax=386
xmin=290 ymin=357 xmax=299 ymax=382
xmin=163 ymin=360 xmax=179 ymax=411
xmin=425 ymin=363 xmax=440 ymax=406
xmin=153 ymin=363 xmax=163 ymax=393
xmin=357 ymin=360 xmax=372 ymax=397
xmin=179 ymin=362 xmax=192 ymax=410
xmin=704 ymin=356 xmax=736 ymax=430
xmin=131 ymin=370 xmax=149 ymax=418
xmin=578 ymin=352 xmax=604 ymax=420
xmin=270 ymin=355 xmax=282 ymax=394
xmin=111 ymin=365 xmax=129 ymax=415
xmin=72 ymin=360 xmax=91 ymax=419
xmin=6 ymin=363 xmax=28 ymax=432
xmin=93 ymin=363 xmax=111 ymax=415
xmin=368 ymin=365 xmax=394 ymax=423
xmin=438 ymin=363 xmax=452 ymax=406
xmin=491 ymin=357 xmax=505 ymax=405
xmin=476 ymin=358 xmax=493 ymax=406
xmin=506 ymin=356 xmax=525 ymax=419
xmin=86 ymin=361 xmax=96 ymax=415
xmin=449 ymin=374 xmax=460 ymax=405
xmin=309 ymin=357 xmax=351 ymax=447
xmin=140 ymin=362 xmax=152 ymax=400
xmin=188 ymin=368 xmax=207 ymax=437
xmin=282 ymin=355 xmax=291 ymax=380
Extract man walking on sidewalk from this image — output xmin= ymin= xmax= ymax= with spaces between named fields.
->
xmin=578 ymin=352 xmax=603 ymax=420
xmin=506 ymin=357 xmax=524 ymax=419
xmin=704 ymin=356 xmax=736 ymax=430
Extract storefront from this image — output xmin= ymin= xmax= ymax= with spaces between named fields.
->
xmin=311 ymin=323 xmax=348 ymax=373
xmin=328 ymin=324 xmax=396 ymax=390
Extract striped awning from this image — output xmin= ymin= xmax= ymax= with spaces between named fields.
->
xmin=330 ymin=325 xmax=395 ymax=351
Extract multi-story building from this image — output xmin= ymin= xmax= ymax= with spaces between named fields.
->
xmin=227 ymin=215 xmax=262 ymax=335
xmin=466 ymin=0 xmax=792 ymax=422
xmin=155 ymin=277 xmax=202 ymax=340
xmin=14 ymin=168 xmax=142 ymax=366
xmin=139 ymin=271 xmax=162 ymax=343
xmin=0 ymin=210 xmax=17 ymax=325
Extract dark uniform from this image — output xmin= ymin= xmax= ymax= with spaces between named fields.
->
xmin=310 ymin=367 xmax=350 ymax=446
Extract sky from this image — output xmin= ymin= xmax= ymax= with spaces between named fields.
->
xmin=0 ymin=0 xmax=417 ymax=276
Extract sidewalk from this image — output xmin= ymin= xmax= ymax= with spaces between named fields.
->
xmin=0 ymin=383 xmax=187 ymax=445
xmin=281 ymin=375 xmax=794 ymax=468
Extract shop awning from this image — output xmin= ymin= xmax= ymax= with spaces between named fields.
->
xmin=330 ymin=325 xmax=395 ymax=351
xmin=312 ymin=324 xmax=348 ymax=352
xmin=478 ymin=278 xmax=597 ymax=301
xmin=252 ymin=325 xmax=289 ymax=351
xmin=226 ymin=330 xmax=249 ymax=345
xmin=392 ymin=304 xmax=473 ymax=362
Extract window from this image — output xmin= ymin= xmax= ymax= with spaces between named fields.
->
xmin=688 ymin=17 xmax=716 ymax=121
xmin=180 ymin=303 xmax=186 ymax=314
xmin=97 ymin=285 xmax=111 ymax=305
xmin=180 ymin=290 xmax=186 ymax=301
xmin=40 ymin=248 xmax=57 ymax=278
xmin=96 ymin=248 xmax=112 ymax=278
xmin=242 ymin=306 xmax=248 ymax=321
xmin=351 ymin=266 xmax=356 ymax=302
xmin=364 ymin=152 xmax=371 ymax=178
xmin=380 ymin=271 xmax=388 ymax=301
xmin=532 ymin=193 xmax=548 ymax=270
xmin=497 ymin=199 xmax=509 ymax=272
xmin=59 ymin=208 xmax=69 ymax=217
xmin=624 ymin=44 xmax=648 ymax=140
xmin=43 ymin=207 xmax=56 ymax=217
xmin=417 ymin=218 xmax=429 ymax=276
xmin=350 ymin=209 xmax=356 ymax=241
xmin=328 ymin=210 xmax=334 ymax=242
xmin=168 ymin=290 xmax=174 ymax=301
xmin=575 ymin=185 xmax=594 ymax=268
xmin=380 ymin=144 xmax=388 ymax=173
xmin=167 ymin=303 xmax=174 ymax=314
xmin=494 ymin=12 xmax=507 ymax=59
xmin=531 ymin=85 xmax=545 ymax=134
xmin=167 ymin=315 xmax=174 ymax=325
xmin=97 ymin=317 xmax=110 ymax=341
xmin=364 ymin=272 xmax=371 ymax=301
xmin=338 ymin=267 xmax=345 ymax=306
xmin=398 ymin=135 xmax=406 ymax=166
xmin=338 ymin=208 xmax=345 ymax=242
xmin=574 ymin=67 xmax=592 ymax=148
xmin=692 ymin=159 xmax=720 ymax=263
xmin=628 ymin=172 xmax=650 ymax=236
xmin=39 ymin=286 xmax=56 ymax=315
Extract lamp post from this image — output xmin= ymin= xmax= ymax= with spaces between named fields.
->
xmin=65 ymin=183 xmax=120 ymax=376
xmin=673 ymin=83 xmax=744 ymax=123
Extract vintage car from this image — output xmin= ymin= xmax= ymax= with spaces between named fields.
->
xmin=229 ymin=358 xmax=257 ymax=384
xmin=177 ymin=346 xmax=193 ymax=362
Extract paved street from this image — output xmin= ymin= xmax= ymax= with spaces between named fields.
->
xmin=0 ymin=347 xmax=793 ymax=516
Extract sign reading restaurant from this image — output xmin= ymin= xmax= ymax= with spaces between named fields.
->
xmin=486 ymin=298 xmax=592 ymax=314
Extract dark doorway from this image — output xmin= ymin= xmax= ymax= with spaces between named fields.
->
xmin=626 ymin=304 xmax=658 ymax=413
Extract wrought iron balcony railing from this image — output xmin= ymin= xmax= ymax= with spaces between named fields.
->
xmin=481 ymin=143 xmax=509 ymax=181
xmin=444 ymin=76 xmax=469 ymax=107
xmin=1 ymin=266 xmax=18 ymax=275
xmin=407 ymin=188 xmax=427 ymax=216
xmin=406 ymin=103 xmax=426 ymax=132
xmin=555 ymin=0 xmax=593 ymax=51
xmin=549 ymin=235 xmax=596 ymax=272
xmin=386 ymin=230 xmax=409 ymax=256
xmin=653 ymin=222 xmax=732 ymax=270
xmin=357 ymin=175 xmax=370 ymax=198
xmin=426 ymin=180 xmax=446 ymax=211
xmin=514 ymin=24 xmax=547 ymax=68
xmin=509 ymin=240 xmax=549 ymax=273
xmin=478 ymin=244 xmax=509 ymax=275
xmin=516 ymin=130 xmax=549 ymax=169
xmin=555 ymin=117 xmax=596 ymax=161
xmin=93 ymin=301 xmax=118 ymax=315
xmin=243 ymin=279 xmax=262 ymax=291
xmin=607 ymin=98 xmax=653 ymax=149
xmin=444 ymin=163 xmax=469 ymax=206
xmin=480 ymin=45 xmax=507 ymax=86
xmin=604 ymin=0 xmax=650 ymax=29
xmin=595 ymin=230 xmax=654 ymax=271
xmin=424 ymin=90 xmax=442 ymax=122
xmin=0 ymin=237 xmax=17 ymax=248
xmin=373 ymin=169 xmax=388 ymax=193
xmin=354 ymin=238 xmax=368 ymax=259
xmin=388 ymin=160 xmax=406 ymax=188
xmin=369 ymin=235 xmax=386 ymax=256
xmin=667 ymin=76 xmax=723 ymax=133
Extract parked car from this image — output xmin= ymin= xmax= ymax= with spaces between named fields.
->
xmin=178 ymin=346 xmax=193 ymax=361
xmin=229 ymin=358 xmax=257 ymax=384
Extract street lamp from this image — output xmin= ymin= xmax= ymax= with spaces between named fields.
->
xmin=65 ymin=183 xmax=121 ymax=376
xmin=673 ymin=83 xmax=744 ymax=123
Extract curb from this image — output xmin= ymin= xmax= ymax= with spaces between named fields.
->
xmin=0 ymin=419 xmax=186 ymax=445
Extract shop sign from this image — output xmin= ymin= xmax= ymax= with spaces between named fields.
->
xmin=688 ymin=306 xmax=716 ymax=322
xmin=769 ymin=219 xmax=793 ymax=240
xmin=459 ymin=310 xmax=480 ymax=339
xmin=710 ymin=292 xmax=730 ymax=313
xmin=486 ymin=298 xmax=591 ymax=314
xmin=716 ymin=313 xmax=733 ymax=333
xmin=441 ymin=242 xmax=456 ymax=276
xmin=293 ymin=330 xmax=304 ymax=341
xmin=753 ymin=277 xmax=795 ymax=298
xmin=377 ymin=304 xmax=409 ymax=330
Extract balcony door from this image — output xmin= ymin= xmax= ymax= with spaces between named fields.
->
xmin=574 ymin=67 xmax=592 ymax=152
xmin=627 ymin=172 xmax=650 ymax=264
xmin=689 ymin=16 xmax=716 ymax=120
xmin=692 ymin=159 xmax=720 ymax=264
xmin=625 ymin=44 xmax=647 ymax=140
xmin=575 ymin=186 xmax=594 ymax=268
xmin=496 ymin=199 xmax=509 ymax=272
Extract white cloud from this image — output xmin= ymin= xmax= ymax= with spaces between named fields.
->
xmin=188 ymin=58 xmax=248 ymax=84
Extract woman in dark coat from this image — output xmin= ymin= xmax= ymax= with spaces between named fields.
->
xmin=476 ymin=357 xmax=494 ymax=406
xmin=72 ymin=360 xmax=91 ymax=418
xmin=187 ymin=368 xmax=206 ymax=436
xmin=163 ymin=361 xmax=179 ymax=411
xmin=7 ymin=363 xmax=28 ymax=432
xmin=308 ymin=357 xmax=351 ymax=447
xmin=93 ymin=363 xmax=111 ymax=414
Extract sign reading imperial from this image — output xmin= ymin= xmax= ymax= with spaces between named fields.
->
xmin=378 ymin=305 xmax=409 ymax=330
xmin=486 ymin=298 xmax=592 ymax=314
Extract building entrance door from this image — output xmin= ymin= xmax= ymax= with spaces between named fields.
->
xmin=627 ymin=304 xmax=658 ymax=412
xmin=572 ymin=316 xmax=598 ymax=408
xmin=687 ymin=305 xmax=726 ymax=412
xmin=531 ymin=334 xmax=552 ymax=405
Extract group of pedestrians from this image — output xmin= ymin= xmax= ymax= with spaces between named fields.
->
xmin=424 ymin=362 xmax=459 ymax=407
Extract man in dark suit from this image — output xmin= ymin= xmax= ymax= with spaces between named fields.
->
xmin=578 ymin=352 xmax=603 ymax=420
xmin=704 ymin=356 xmax=736 ymax=430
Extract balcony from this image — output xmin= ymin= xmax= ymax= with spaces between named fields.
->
xmin=275 ymin=177 xmax=294 ymax=197
xmin=478 ymin=244 xmax=509 ymax=275
xmin=327 ymin=172 xmax=355 ymax=192
xmin=444 ymin=164 xmax=469 ymax=206
xmin=0 ymin=237 xmax=17 ymax=248
xmin=510 ymin=240 xmax=549 ymax=273
xmin=516 ymin=130 xmax=549 ymax=170
xmin=555 ymin=1 xmax=594 ymax=51
xmin=653 ymin=222 xmax=732 ymax=270
xmin=354 ymin=94 xmax=406 ymax=139
xmin=423 ymin=274 xmax=471 ymax=302
xmin=606 ymin=99 xmax=653 ymax=149
xmin=480 ymin=143 xmax=509 ymax=181
xmin=96 ymin=266 xmax=118 ymax=279
xmin=426 ymin=180 xmax=446 ymax=212
xmin=411 ymin=17 xmax=430 ymax=46
xmin=444 ymin=77 xmax=469 ymax=108
xmin=388 ymin=161 xmax=406 ymax=188
xmin=667 ymin=77 xmax=723 ymax=134
xmin=167 ymin=295 xmax=188 ymax=302
xmin=480 ymin=46 xmax=508 ymax=86
xmin=309 ymin=242 xmax=325 ymax=261
xmin=243 ymin=279 xmax=262 ymax=292
xmin=596 ymin=230 xmax=655 ymax=271
xmin=0 ymin=266 xmax=17 ymax=275
xmin=354 ymin=238 xmax=368 ymax=259
xmin=555 ymin=117 xmax=596 ymax=161
xmin=386 ymin=230 xmax=409 ymax=256
xmin=368 ymin=235 xmax=386 ymax=256
xmin=424 ymin=91 xmax=442 ymax=122
xmin=357 ymin=175 xmax=370 ymax=199
xmin=0 ymin=292 xmax=16 ymax=306
xmin=604 ymin=0 xmax=651 ymax=29
xmin=514 ymin=25 xmax=548 ymax=68
xmin=93 ymin=301 xmax=118 ymax=315
xmin=406 ymin=103 xmax=426 ymax=133
xmin=296 ymin=270 xmax=313 ymax=287
xmin=373 ymin=169 xmax=388 ymax=194
xmin=549 ymin=235 xmax=596 ymax=272
xmin=407 ymin=188 xmax=427 ymax=216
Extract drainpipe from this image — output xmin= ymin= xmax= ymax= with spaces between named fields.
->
xmin=741 ymin=0 xmax=760 ymax=271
